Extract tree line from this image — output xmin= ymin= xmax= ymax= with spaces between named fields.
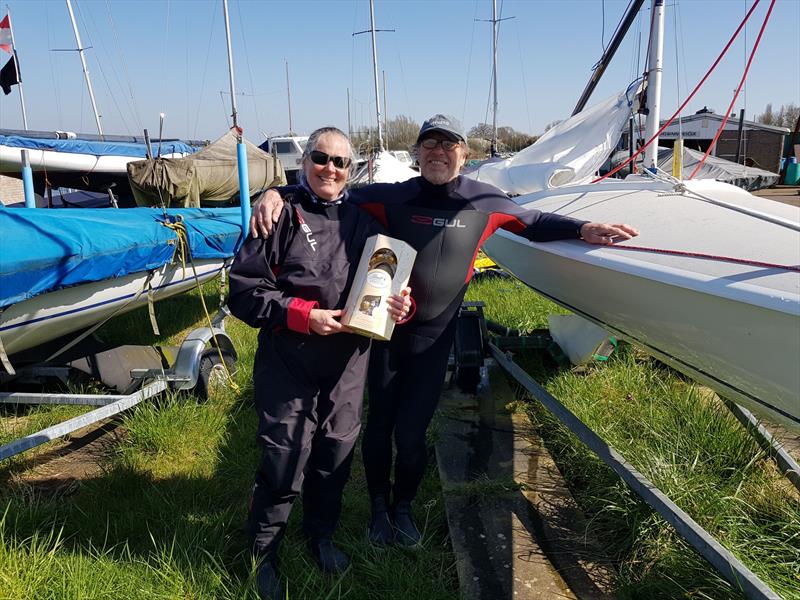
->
xmin=351 ymin=115 xmax=538 ymax=157
xmin=756 ymin=103 xmax=799 ymax=130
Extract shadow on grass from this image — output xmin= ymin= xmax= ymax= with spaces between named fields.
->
xmin=0 ymin=295 xmax=459 ymax=599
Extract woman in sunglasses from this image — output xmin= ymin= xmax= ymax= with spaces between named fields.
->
xmin=228 ymin=126 xmax=411 ymax=599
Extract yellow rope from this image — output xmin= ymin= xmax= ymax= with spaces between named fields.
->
xmin=162 ymin=218 xmax=241 ymax=394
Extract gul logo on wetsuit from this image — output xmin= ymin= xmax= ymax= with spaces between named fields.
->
xmin=410 ymin=215 xmax=466 ymax=228
xmin=300 ymin=223 xmax=317 ymax=251
xmin=293 ymin=206 xmax=317 ymax=251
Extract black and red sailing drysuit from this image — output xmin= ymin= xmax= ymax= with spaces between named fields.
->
xmin=228 ymin=186 xmax=383 ymax=559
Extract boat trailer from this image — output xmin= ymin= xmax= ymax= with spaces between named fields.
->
xmin=0 ymin=308 xmax=236 ymax=462
xmin=452 ymin=301 xmax=798 ymax=600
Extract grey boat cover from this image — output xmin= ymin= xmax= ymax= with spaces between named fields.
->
xmin=611 ymin=146 xmax=779 ymax=191
xmin=127 ymin=128 xmax=286 ymax=207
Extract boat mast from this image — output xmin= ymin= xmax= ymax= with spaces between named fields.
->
xmin=491 ymin=0 xmax=498 ymax=156
xmin=222 ymin=0 xmax=250 ymax=237
xmin=643 ymin=0 xmax=665 ymax=170
xmin=65 ymin=0 xmax=102 ymax=137
xmin=353 ymin=1 xmax=394 ymax=153
xmin=477 ymin=2 xmax=512 ymax=156
xmin=5 ymin=8 xmax=28 ymax=129
xmin=285 ymin=60 xmax=293 ymax=135
xmin=368 ymin=0 xmax=384 ymax=151
xmin=222 ymin=0 xmax=238 ymax=129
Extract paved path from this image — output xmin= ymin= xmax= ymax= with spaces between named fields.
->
xmin=435 ymin=366 xmax=614 ymax=599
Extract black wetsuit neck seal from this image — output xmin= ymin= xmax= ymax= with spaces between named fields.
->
xmin=418 ymin=175 xmax=460 ymax=198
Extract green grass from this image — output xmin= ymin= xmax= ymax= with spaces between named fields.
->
xmin=3 ymin=273 xmax=799 ymax=599
xmin=467 ymin=275 xmax=800 ymax=600
xmin=0 ymin=281 xmax=458 ymax=599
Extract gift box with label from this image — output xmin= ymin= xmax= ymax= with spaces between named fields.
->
xmin=342 ymin=234 xmax=416 ymax=340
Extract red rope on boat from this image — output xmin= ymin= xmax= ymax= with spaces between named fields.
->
xmin=688 ymin=0 xmax=776 ymax=180
xmin=592 ymin=0 xmax=762 ymax=184
xmin=602 ymin=243 xmax=800 ymax=272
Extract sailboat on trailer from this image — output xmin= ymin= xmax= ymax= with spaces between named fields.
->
xmin=479 ymin=0 xmax=800 ymax=429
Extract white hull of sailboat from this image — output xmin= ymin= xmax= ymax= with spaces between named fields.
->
xmin=483 ymin=178 xmax=800 ymax=429
xmin=0 ymin=259 xmax=227 ymax=357
xmin=0 ymin=145 xmax=188 ymax=177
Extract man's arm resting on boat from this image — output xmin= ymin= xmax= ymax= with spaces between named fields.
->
xmin=579 ymin=222 xmax=640 ymax=245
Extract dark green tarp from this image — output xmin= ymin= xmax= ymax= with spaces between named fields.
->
xmin=127 ymin=128 xmax=286 ymax=207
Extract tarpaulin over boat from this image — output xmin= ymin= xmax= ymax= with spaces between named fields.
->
xmin=0 ymin=207 xmax=243 ymax=309
xmin=465 ymin=84 xmax=641 ymax=195
xmin=127 ymin=129 xmax=287 ymax=208
xmin=610 ymin=146 xmax=780 ymax=191
xmin=0 ymin=134 xmax=198 ymax=158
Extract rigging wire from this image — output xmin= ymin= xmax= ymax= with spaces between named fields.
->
xmin=45 ymin=6 xmax=65 ymax=127
xmin=185 ymin=14 xmax=190 ymax=138
xmin=688 ymin=0 xmax=775 ymax=179
xmin=78 ymin=1 xmax=133 ymax=135
xmin=594 ymin=0 xmax=764 ymax=183
xmin=741 ymin=0 xmax=749 ymax=167
xmin=76 ymin=0 xmax=134 ymax=134
xmin=601 ymin=0 xmax=606 ymax=53
xmin=673 ymin=0 xmax=683 ymax=141
xmin=513 ymin=19 xmax=533 ymax=136
xmin=632 ymin=6 xmax=645 ymax=162
xmin=350 ymin=1 xmax=358 ymax=137
xmin=160 ymin=0 xmax=171 ymax=133
xmin=460 ymin=0 xmax=479 ymax=127
xmin=234 ymin=0 xmax=263 ymax=136
xmin=396 ymin=54 xmax=412 ymax=122
xmin=104 ymin=0 xmax=143 ymax=134
xmin=594 ymin=0 xmax=636 ymax=72
xmin=191 ymin=3 xmax=218 ymax=139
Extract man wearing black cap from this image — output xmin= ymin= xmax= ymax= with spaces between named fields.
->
xmin=249 ymin=114 xmax=638 ymax=549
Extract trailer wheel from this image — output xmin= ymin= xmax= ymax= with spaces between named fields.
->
xmin=195 ymin=349 xmax=236 ymax=401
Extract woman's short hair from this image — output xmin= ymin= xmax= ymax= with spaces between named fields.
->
xmin=301 ymin=126 xmax=359 ymax=181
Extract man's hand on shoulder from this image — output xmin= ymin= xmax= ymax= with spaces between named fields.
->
xmin=250 ymin=188 xmax=286 ymax=238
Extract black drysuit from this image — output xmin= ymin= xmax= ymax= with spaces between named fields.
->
xmin=228 ymin=186 xmax=382 ymax=559
xmin=350 ymin=175 xmax=588 ymax=503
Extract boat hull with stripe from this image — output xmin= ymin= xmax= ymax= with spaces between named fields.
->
xmin=482 ymin=178 xmax=800 ymax=429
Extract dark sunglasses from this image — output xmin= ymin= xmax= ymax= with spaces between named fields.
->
xmin=309 ymin=150 xmax=351 ymax=169
xmin=420 ymin=138 xmax=460 ymax=151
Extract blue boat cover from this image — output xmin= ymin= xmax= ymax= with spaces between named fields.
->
xmin=0 ymin=208 xmax=243 ymax=309
xmin=0 ymin=135 xmax=199 ymax=158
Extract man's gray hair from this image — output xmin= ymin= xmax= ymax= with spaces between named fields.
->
xmin=301 ymin=126 xmax=359 ymax=181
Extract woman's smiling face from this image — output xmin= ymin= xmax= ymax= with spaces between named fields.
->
xmin=303 ymin=132 xmax=350 ymax=201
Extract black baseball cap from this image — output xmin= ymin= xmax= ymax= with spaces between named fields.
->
xmin=416 ymin=114 xmax=467 ymax=144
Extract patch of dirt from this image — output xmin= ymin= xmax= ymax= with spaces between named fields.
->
xmin=3 ymin=422 xmax=125 ymax=498
xmin=766 ymin=421 xmax=800 ymax=463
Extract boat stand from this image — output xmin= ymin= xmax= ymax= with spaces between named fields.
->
xmin=451 ymin=302 xmax=784 ymax=600
xmin=721 ymin=399 xmax=800 ymax=493
xmin=0 ymin=308 xmax=236 ymax=462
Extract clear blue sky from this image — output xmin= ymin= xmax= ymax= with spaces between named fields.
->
xmin=0 ymin=0 xmax=797 ymax=143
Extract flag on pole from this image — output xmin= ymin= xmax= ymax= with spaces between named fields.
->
xmin=1 ymin=54 xmax=20 ymax=94
xmin=0 ymin=15 xmax=12 ymax=54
